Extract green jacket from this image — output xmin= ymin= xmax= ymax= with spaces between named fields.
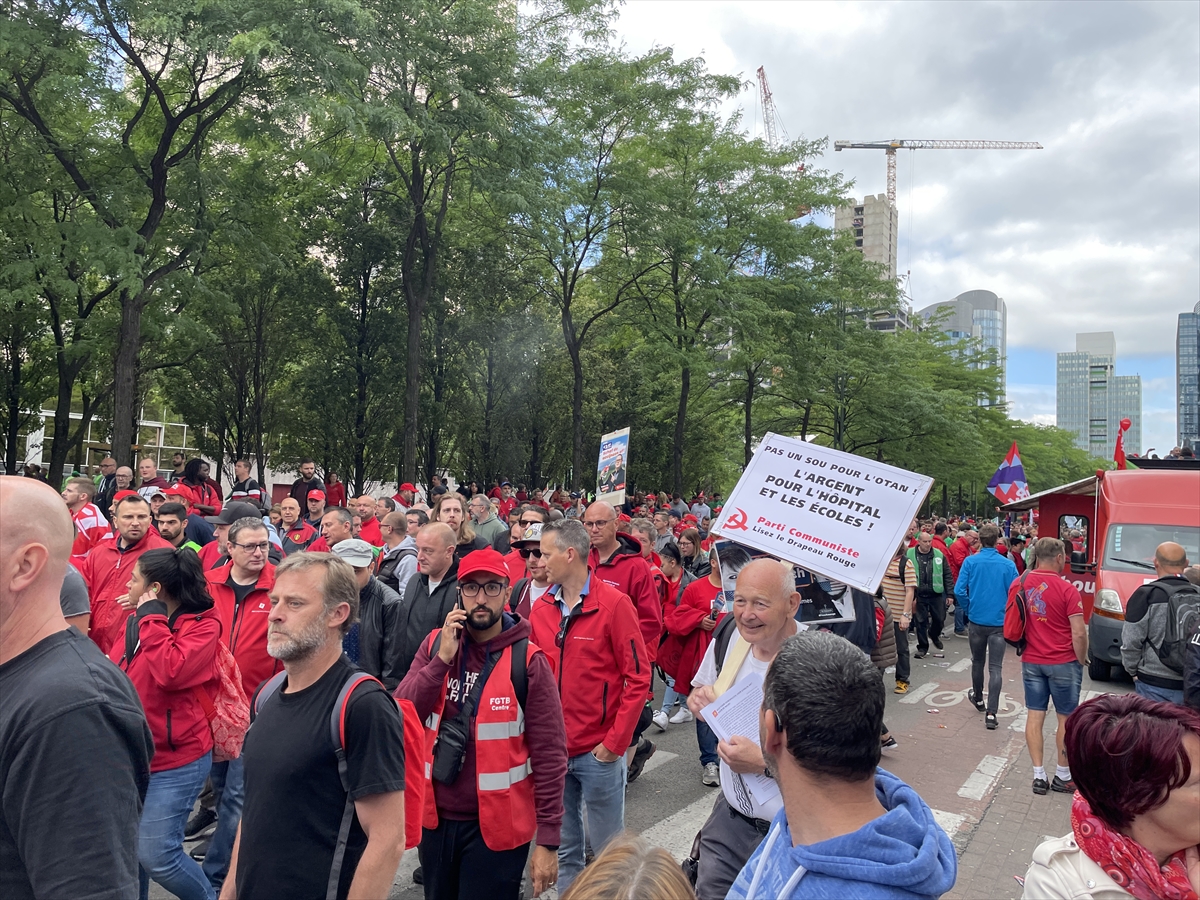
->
xmin=904 ymin=547 xmax=946 ymax=594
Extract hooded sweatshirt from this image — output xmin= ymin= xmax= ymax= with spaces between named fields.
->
xmin=726 ymin=768 xmax=957 ymax=900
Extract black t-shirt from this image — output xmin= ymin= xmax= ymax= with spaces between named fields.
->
xmin=237 ymin=655 xmax=406 ymax=900
xmin=226 ymin=571 xmax=258 ymax=608
xmin=0 ymin=629 xmax=153 ymax=900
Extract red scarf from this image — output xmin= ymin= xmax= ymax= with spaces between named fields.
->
xmin=1071 ymin=794 xmax=1197 ymax=900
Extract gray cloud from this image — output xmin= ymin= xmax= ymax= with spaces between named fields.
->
xmin=616 ymin=1 xmax=1199 ymax=357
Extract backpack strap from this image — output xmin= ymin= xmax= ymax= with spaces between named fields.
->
xmin=509 ymin=578 xmax=529 ymax=613
xmin=326 ymin=672 xmax=385 ymax=900
xmin=511 ymin=637 xmax=528 ymax=711
xmin=252 ymin=671 xmax=288 ymax=719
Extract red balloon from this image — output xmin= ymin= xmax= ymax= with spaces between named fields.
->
xmin=1120 ymin=418 xmax=1132 ymax=430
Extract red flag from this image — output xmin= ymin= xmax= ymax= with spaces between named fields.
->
xmin=1114 ymin=418 xmax=1131 ymax=470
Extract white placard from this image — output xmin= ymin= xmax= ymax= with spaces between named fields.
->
xmin=712 ymin=433 xmax=932 ymax=593
xmin=699 ymin=670 xmax=780 ymax=808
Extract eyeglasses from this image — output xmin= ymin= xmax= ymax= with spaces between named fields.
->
xmin=518 ymin=547 xmax=543 ymax=559
xmin=459 ymin=582 xmax=505 ymax=598
xmin=582 ymin=519 xmax=614 ymax=529
xmin=232 ymin=541 xmax=270 ymax=554
xmin=555 ymin=615 xmax=569 ymax=648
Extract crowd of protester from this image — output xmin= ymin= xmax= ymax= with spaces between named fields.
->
xmin=2 ymin=456 xmax=1199 ymax=900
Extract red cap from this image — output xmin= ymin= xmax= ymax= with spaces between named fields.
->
xmin=308 ymin=490 xmax=326 ymax=501
xmin=457 ymin=548 xmax=511 ymax=581
xmin=683 ymin=513 xmax=699 ymax=524
xmin=113 ymin=489 xmax=141 ymax=504
xmin=618 ymin=513 xmax=631 ymax=523
xmin=399 ymin=483 xmax=417 ymax=492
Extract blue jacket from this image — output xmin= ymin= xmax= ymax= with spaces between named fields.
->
xmin=726 ymin=768 xmax=957 ymax=900
xmin=953 ymin=548 xmax=1018 ymax=627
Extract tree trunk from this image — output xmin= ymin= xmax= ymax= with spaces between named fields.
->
xmin=569 ymin=342 xmax=584 ymax=491
xmin=672 ymin=365 xmax=690 ymax=495
xmin=743 ymin=369 xmax=755 ymax=468
xmin=111 ymin=292 xmax=144 ymax=467
xmin=5 ymin=330 xmax=22 ymax=474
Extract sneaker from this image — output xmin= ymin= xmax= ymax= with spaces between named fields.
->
xmin=669 ymin=706 xmax=694 ymax=724
xmin=894 ymin=680 xmax=909 ymax=694
xmin=652 ymin=710 xmax=669 ymax=732
xmin=702 ymin=762 xmax=720 ymax=786
xmin=413 ymin=867 xmax=423 ymax=885
xmin=185 ymin=807 xmax=217 ymax=839
xmin=954 ymin=630 xmax=969 ymax=638
xmin=189 ymin=838 xmax=210 ymax=861
xmin=1032 ymin=778 xmax=1049 ymax=795
xmin=881 ymin=736 xmax=899 ymax=750
xmin=627 ymin=738 xmax=656 ymax=784
xmin=914 ymin=650 xmax=928 ymax=659
xmin=1051 ymin=776 xmax=1076 ymax=794
xmin=932 ymin=636 xmax=944 ymax=650
xmin=985 ymin=713 xmax=998 ymax=730
xmin=967 ymin=689 xmax=985 ymax=712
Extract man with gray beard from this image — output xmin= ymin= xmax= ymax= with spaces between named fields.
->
xmin=220 ymin=552 xmax=407 ymax=900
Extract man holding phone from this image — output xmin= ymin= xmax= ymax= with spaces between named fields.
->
xmin=396 ymin=548 xmax=567 ymax=900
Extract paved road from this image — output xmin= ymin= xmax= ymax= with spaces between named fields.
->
xmin=171 ymin=629 xmax=1133 ymax=899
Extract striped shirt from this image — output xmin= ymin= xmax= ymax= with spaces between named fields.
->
xmin=71 ymin=502 xmax=112 ymax=560
xmin=880 ymin=555 xmax=908 ymax=618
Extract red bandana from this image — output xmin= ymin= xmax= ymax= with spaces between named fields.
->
xmin=1071 ymin=793 xmax=1198 ymax=900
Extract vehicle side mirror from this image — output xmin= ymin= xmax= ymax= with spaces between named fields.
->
xmin=1070 ymin=561 xmax=1086 ymax=575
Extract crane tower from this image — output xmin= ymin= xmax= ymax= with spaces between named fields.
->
xmin=833 ymin=139 xmax=1043 ymax=204
xmin=756 ymin=67 xmax=788 ymax=149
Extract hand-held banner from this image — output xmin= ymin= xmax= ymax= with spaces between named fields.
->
xmin=596 ymin=428 xmax=630 ymax=507
xmin=712 ymin=433 xmax=932 ymax=593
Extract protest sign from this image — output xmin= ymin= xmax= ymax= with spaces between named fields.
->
xmin=713 ymin=539 xmax=855 ymax=625
xmin=712 ymin=433 xmax=932 ymax=593
xmin=596 ymin=427 xmax=630 ymax=506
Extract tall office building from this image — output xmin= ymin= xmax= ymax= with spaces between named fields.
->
xmin=917 ymin=289 xmax=1008 ymax=402
xmin=1178 ymin=301 xmax=1199 ymax=450
xmin=1056 ymin=332 xmax=1142 ymax=457
xmin=834 ymin=194 xmax=898 ymax=281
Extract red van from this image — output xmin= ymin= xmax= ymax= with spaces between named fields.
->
xmin=1002 ymin=465 xmax=1200 ymax=680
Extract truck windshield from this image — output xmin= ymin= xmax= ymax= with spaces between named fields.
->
xmin=1103 ymin=524 xmax=1200 ymax=573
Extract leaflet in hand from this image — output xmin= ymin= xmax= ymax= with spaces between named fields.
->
xmin=699 ymin=671 xmax=780 ymax=808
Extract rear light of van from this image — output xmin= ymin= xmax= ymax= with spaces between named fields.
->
xmin=1094 ymin=589 xmax=1124 ymax=620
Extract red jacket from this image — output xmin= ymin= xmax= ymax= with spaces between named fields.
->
xmin=498 ymin=498 xmax=517 ymax=520
xmin=503 ymin=548 xmax=526 ymax=584
xmin=588 ymin=534 xmax=663 ymax=665
xmin=660 ymin=577 xmax=725 ymax=694
xmin=945 ymin=537 xmax=975 ymax=584
xmin=81 ymin=532 xmax=173 ymax=655
xmin=324 ymin=480 xmax=347 ymax=508
xmin=359 ymin=516 xmax=384 ymax=548
xmin=529 ymin=577 xmax=650 ymax=758
xmin=110 ymin=603 xmax=222 ymax=772
xmin=281 ymin=519 xmax=318 ymax=555
xmin=205 ymin=562 xmax=282 ymax=699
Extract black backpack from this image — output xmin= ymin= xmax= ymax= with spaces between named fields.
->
xmin=1151 ymin=581 xmax=1200 ymax=675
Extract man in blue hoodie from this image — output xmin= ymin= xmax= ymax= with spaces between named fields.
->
xmin=954 ymin=523 xmax=1019 ymax=729
xmin=727 ymin=630 xmax=957 ymax=900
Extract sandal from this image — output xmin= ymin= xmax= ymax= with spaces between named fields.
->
xmin=985 ymin=713 xmax=998 ymax=730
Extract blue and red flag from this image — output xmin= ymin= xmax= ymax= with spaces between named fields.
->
xmin=987 ymin=441 xmax=1030 ymax=504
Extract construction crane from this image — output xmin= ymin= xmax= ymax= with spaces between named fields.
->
xmin=833 ymin=139 xmax=1043 ymax=204
xmin=756 ymin=67 xmax=788 ymax=149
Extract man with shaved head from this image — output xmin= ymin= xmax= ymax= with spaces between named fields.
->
xmin=354 ymin=495 xmax=384 ymax=547
xmin=686 ymin=558 xmax=802 ymax=900
xmin=394 ymin=522 xmax=461 ymax=676
xmin=1122 ymin=541 xmax=1197 ymax=705
xmin=0 ymin=476 xmax=153 ymax=900
xmin=583 ymin=500 xmax=663 ymax=780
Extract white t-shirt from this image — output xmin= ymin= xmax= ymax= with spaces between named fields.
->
xmin=693 ymin=620 xmax=801 ymax=821
xmin=529 ymin=582 xmax=551 ymax=604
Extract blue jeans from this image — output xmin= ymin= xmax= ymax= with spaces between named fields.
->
xmin=1022 ymin=661 xmax=1083 ymax=713
xmin=1135 ymin=680 xmax=1185 ymax=705
xmin=202 ymin=757 xmax=244 ymax=891
xmin=139 ymin=753 xmax=215 ymax=900
xmin=952 ymin=594 xmax=968 ymax=633
xmin=559 ymin=750 xmax=627 ymax=892
xmin=660 ymin=675 xmax=682 ymax=712
xmin=697 ymin=717 xmax=718 ymax=766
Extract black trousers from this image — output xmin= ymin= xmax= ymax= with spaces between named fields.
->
xmin=419 ymin=818 xmax=530 ymax=900
xmin=914 ymin=593 xmax=947 ymax=652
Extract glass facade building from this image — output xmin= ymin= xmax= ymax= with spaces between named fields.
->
xmin=1056 ymin=332 xmax=1142 ymax=457
xmin=1179 ymin=301 xmax=1199 ymax=450
xmin=917 ymin=289 xmax=1008 ymax=403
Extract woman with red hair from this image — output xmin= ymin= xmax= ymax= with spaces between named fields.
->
xmin=1023 ymin=693 xmax=1200 ymax=899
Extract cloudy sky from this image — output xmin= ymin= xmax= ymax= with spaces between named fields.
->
xmin=612 ymin=0 xmax=1198 ymax=456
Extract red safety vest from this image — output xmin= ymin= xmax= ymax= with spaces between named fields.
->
xmin=420 ymin=636 xmax=539 ymax=851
